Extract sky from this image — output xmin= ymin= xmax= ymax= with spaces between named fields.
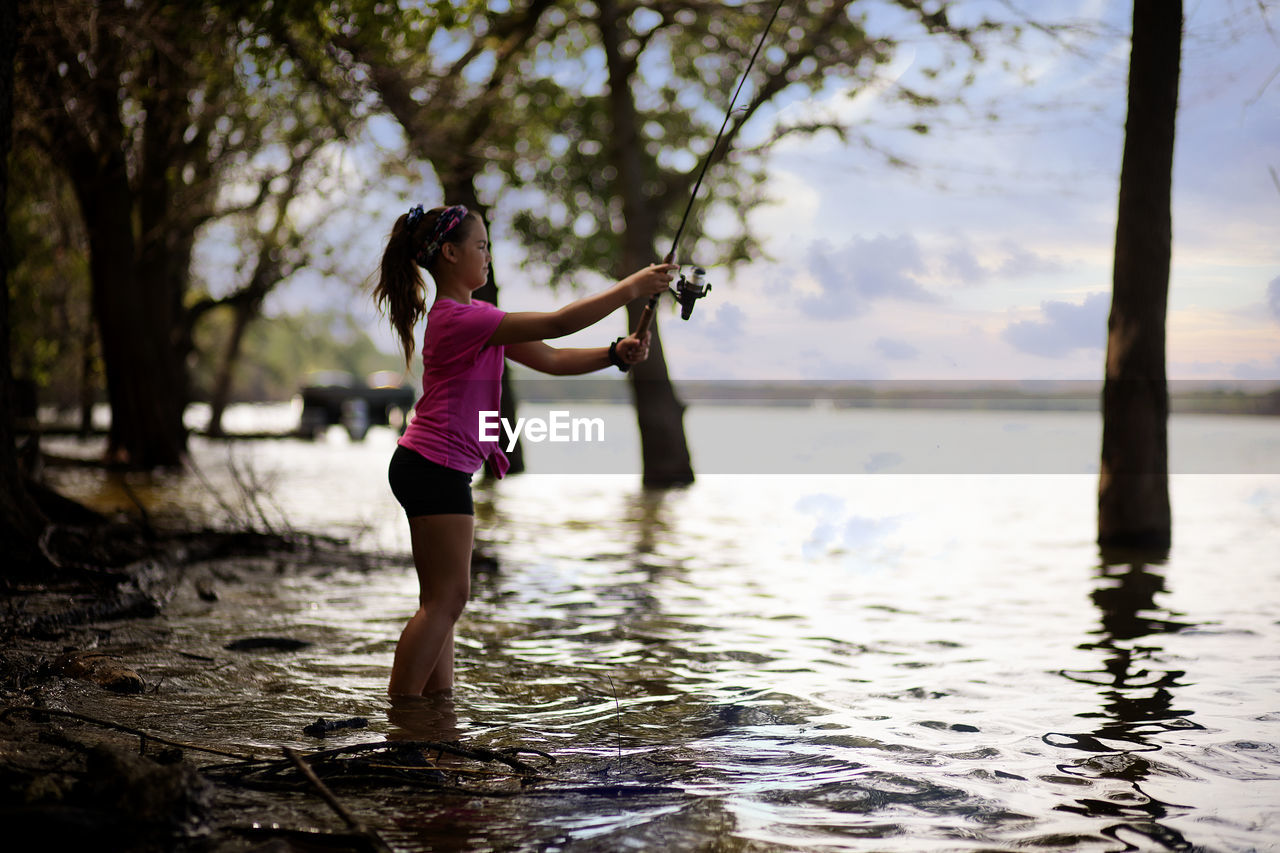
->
xmin=258 ymin=0 xmax=1280 ymax=385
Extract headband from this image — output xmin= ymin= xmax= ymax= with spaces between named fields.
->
xmin=410 ymin=204 xmax=469 ymax=268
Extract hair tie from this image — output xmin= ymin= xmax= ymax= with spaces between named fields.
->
xmin=405 ymin=204 xmax=425 ymax=230
xmin=414 ymin=204 xmax=469 ymax=268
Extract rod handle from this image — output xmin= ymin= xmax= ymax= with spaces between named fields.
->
xmin=634 ymin=299 xmax=656 ymax=337
xmin=631 ymin=251 xmax=676 ymax=338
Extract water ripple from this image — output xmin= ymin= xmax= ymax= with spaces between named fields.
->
xmin=39 ymin=431 xmax=1280 ymax=852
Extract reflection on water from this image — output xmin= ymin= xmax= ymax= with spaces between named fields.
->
xmin=387 ymin=693 xmax=465 ymax=742
xmin=37 ymin=410 xmax=1280 ymax=852
xmin=1054 ymin=550 xmax=1201 ymax=852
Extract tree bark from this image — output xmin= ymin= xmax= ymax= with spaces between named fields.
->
xmin=75 ymin=162 xmax=188 ymax=467
xmin=599 ymin=0 xmax=694 ymax=486
xmin=1 ymin=0 xmax=49 ymax=568
xmin=23 ymin=3 xmax=192 ymax=467
xmin=1099 ymin=0 xmax=1182 ymax=550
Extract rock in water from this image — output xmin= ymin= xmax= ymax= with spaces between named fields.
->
xmin=53 ymin=651 xmax=145 ymax=694
xmin=224 ymin=636 xmax=312 ymax=652
xmin=303 ymin=716 xmax=369 ymax=737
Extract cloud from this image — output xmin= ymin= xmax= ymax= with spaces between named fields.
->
xmin=1230 ymin=356 xmax=1280 ymax=380
xmin=943 ymin=246 xmax=988 ymax=285
xmin=873 ymin=337 xmax=919 ymax=361
xmin=702 ymin=303 xmax=746 ymax=351
xmin=1269 ymin=276 xmax=1280 ymax=324
xmin=799 ymin=235 xmax=938 ymax=319
xmin=996 ymin=242 xmax=1064 ymax=279
xmin=941 ymin=240 xmax=1064 ymax=287
xmin=1002 ymin=291 xmax=1109 ymax=358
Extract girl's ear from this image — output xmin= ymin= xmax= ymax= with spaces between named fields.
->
xmin=439 ymin=241 xmax=459 ymax=264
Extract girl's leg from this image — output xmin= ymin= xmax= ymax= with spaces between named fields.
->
xmin=386 ymin=692 xmax=463 ymax=741
xmin=388 ymin=513 xmax=474 ymax=696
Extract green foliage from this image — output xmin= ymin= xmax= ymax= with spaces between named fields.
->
xmin=495 ymin=0 xmax=1014 ymax=288
xmin=501 ymin=1 xmax=891 ymax=282
xmin=189 ymin=306 xmax=403 ymax=402
xmin=15 ymin=0 xmax=376 ymax=426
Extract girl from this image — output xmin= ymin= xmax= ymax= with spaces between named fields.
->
xmin=374 ymin=203 xmax=676 ymax=696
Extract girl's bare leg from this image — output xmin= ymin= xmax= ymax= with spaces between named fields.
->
xmin=388 ymin=513 xmax=474 ymax=696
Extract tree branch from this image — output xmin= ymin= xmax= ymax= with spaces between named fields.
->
xmin=665 ymin=1 xmax=859 ymax=204
xmin=456 ymin=0 xmax=557 ymax=156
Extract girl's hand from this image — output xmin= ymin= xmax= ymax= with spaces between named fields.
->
xmin=615 ymin=331 xmax=651 ymax=365
xmin=622 ymin=263 xmax=677 ymax=300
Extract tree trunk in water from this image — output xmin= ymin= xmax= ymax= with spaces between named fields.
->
xmin=625 ymin=305 xmax=694 ymax=486
xmin=1 ymin=0 xmax=49 ymax=569
xmin=599 ymin=0 xmax=693 ymax=486
xmin=206 ymin=248 xmax=277 ymax=439
xmin=78 ymin=325 xmax=97 ymax=437
xmin=207 ymin=302 xmax=256 ymax=438
xmin=1099 ymin=0 xmax=1181 ymax=550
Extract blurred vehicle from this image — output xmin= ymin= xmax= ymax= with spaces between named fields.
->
xmin=297 ymin=370 xmax=414 ymax=441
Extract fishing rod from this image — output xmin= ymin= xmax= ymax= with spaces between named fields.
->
xmin=633 ymin=0 xmax=788 ymax=338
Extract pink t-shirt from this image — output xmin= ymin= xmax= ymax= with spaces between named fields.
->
xmin=398 ymin=297 xmax=509 ymax=478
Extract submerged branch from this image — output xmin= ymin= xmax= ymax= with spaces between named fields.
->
xmin=285 ymin=746 xmax=393 ymax=853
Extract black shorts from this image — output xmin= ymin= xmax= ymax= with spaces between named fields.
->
xmin=388 ymin=446 xmax=474 ymax=516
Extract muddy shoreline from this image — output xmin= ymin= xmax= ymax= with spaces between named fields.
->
xmin=1 ymin=514 xmax=642 ymax=853
xmin=0 ymin=526 xmax=400 ymax=852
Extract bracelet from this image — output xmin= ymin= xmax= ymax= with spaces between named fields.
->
xmin=607 ymin=338 xmax=630 ymax=373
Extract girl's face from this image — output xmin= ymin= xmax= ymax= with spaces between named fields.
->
xmin=447 ymin=218 xmax=491 ymax=290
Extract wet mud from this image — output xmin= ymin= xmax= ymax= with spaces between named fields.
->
xmin=1 ymin=518 xmax=386 ymax=852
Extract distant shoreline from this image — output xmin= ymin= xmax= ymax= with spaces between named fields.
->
xmin=20 ymin=380 xmax=1280 ymax=439
xmin=511 ymin=379 xmax=1280 ymax=416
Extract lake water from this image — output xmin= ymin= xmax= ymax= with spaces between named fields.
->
xmin=41 ymin=404 xmax=1280 ymax=851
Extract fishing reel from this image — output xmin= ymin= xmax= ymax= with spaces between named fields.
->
xmin=672 ymin=266 xmax=712 ymax=320
xmin=634 ymin=261 xmax=712 ymax=339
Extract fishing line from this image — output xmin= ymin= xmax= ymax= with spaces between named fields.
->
xmin=634 ymin=0 xmax=789 ymax=336
xmin=667 ymin=0 xmax=788 ymax=261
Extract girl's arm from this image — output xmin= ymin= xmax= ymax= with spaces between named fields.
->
xmin=505 ymin=342 xmax=610 ymax=376
xmin=507 ymin=333 xmax=650 ymax=376
xmin=485 ymin=264 xmax=676 ymax=347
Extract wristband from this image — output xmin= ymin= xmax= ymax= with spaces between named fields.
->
xmin=608 ymin=338 xmax=630 ymax=373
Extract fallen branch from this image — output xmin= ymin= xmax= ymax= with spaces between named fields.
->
xmin=284 ymin=746 xmax=393 ymax=853
xmin=0 ymin=706 xmax=259 ymax=762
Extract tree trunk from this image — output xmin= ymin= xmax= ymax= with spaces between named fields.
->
xmin=77 ymin=170 xmax=188 ymax=467
xmin=207 ymin=302 xmax=256 ymax=438
xmin=78 ymin=324 xmax=97 ymax=437
xmin=1099 ymin=0 xmax=1182 ymax=550
xmin=625 ymin=306 xmax=694 ymax=486
xmin=1 ymin=0 xmax=49 ymax=568
xmin=206 ymin=248 xmax=279 ymax=438
xmin=599 ymin=0 xmax=694 ymax=486
xmin=35 ymin=7 xmax=192 ymax=468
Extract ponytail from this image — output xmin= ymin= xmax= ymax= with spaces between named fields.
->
xmin=375 ymin=212 xmax=427 ymax=365
xmin=373 ymin=204 xmax=479 ymax=366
